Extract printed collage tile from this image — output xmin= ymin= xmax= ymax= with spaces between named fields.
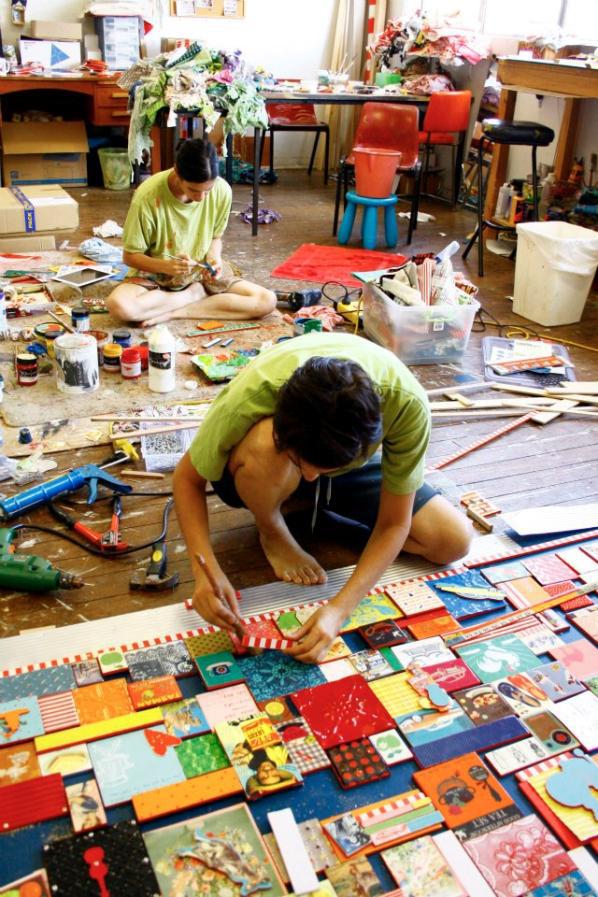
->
xmin=1 ymin=532 xmax=598 ymax=896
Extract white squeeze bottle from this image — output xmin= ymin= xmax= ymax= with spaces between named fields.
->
xmin=148 ymin=324 xmax=176 ymax=392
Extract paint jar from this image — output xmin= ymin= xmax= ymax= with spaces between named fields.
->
xmin=137 ymin=343 xmax=149 ymax=371
xmin=112 ymin=328 xmax=132 ymax=348
xmin=88 ymin=330 xmax=109 ymax=366
xmin=54 ymin=333 xmax=99 ymax=395
xmin=16 ymin=352 xmax=38 ymax=386
xmin=148 ymin=324 xmax=176 ymax=393
xmin=71 ymin=306 xmax=90 ymax=332
xmin=103 ymin=342 xmax=122 ymax=372
xmin=33 ymin=321 xmax=66 ymax=358
xmin=121 ymin=347 xmax=141 ymax=379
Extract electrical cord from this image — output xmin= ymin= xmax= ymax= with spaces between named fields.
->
xmin=12 ymin=497 xmax=175 ymax=557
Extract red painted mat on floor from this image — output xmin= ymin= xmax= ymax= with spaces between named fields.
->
xmin=270 ymin=243 xmax=408 ymax=287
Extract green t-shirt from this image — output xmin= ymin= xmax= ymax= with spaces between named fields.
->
xmin=189 ymin=333 xmax=431 ymax=495
xmin=122 ymin=169 xmax=232 ymax=273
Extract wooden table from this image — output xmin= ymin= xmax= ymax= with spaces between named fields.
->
xmin=485 ymin=58 xmax=598 ymax=218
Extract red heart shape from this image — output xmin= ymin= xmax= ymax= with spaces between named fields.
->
xmin=144 ymin=727 xmax=181 ymax=756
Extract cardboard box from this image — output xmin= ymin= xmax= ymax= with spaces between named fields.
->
xmin=2 ymin=121 xmax=89 ymax=187
xmin=0 ymin=185 xmax=79 ymax=237
xmin=19 ymin=37 xmax=82 ymax=70
xmin=0 ymin=234 xmax=56 ymax=251
xmin=29 ymin=21 xmax=83 ymax=41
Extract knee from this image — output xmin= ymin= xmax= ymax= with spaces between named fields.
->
xmin=425 ymin=517 xmax=473 ymax=566
xmin=106 ymin=289 xmax=133 ymax=322
xmin=254 ymin=287 xmax=277 ymax=318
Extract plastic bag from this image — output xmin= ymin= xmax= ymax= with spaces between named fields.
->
xmin=516 ymin=221 xmax=598 ymax=276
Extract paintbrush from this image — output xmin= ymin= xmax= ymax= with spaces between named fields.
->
xmin=164 ymin=253 xmax=217 ymax=276
xmin=195 ymin=552 xmax=244 ymax=637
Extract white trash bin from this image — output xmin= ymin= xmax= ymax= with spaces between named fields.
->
xmin=513 ymin=221 xmax=598 ymax=326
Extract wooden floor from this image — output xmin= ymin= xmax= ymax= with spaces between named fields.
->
xmin=1 ymin=172 xmax=597 ymax=638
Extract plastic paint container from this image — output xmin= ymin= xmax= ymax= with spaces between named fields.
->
xmin=71 ymin=306 xmax=90 ymax=332
xmin=121 ymin=346 xmax=141 ymax=379
xmin=33 ymin=321 xmax=66 ymax=358
xmin=54 ymin=333 xmax=99 ymax=395
xmin=88 ymin=329 xmax=109 ymax=365
xmin=103 ymin=342 xmax=122 ymax=372
xmin=148 ymin=324 xmax=176 ymax=393
xmin=112 ymin=328 xmax=132 ymax=348
xmin=16 ymin=352 xmax=38 ymax=386
xmin=137 ymin=343 xmax=149 ymax=371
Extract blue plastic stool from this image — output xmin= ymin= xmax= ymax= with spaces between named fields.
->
xmin=337 ymin=191 xmax=399 ymax=250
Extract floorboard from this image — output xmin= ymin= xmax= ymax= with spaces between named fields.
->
xmin=1 ymin=171 xmax=597 ymax=637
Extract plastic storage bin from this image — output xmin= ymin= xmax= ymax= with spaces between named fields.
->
xmin=98 ymin=148 xmax=131 ymax=190
xmin=95 ymin=15 xmax=141 ymax=70
xmin=363 ymin=281 xmax=479 ymax=365
xmin=353 ymin=147 xmax=401 ymax=198
xmin=513 ymin=221 xmax=598 ymax=326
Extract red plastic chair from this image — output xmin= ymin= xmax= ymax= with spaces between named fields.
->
xmin=261 ymin=98 xmax=330 ymax=183
xmin=418 ymin=90 xmax=472 ymax=205
xmin=333 ymin=102 xmax=422 ymax=244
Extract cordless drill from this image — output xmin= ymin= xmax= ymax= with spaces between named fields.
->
xmin=275 ymin=288 xmax=322 ymax=313
xmin=0 ymin=527 xmax=85 ymax=592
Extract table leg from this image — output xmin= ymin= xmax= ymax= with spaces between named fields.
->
xmin=553 ymin=98 xmax=580 ymax=181
xmin=150 ymin=125 xmax=162 ymax=174
xmin=225 ymin=132 xmax=233 ymax=184
xmin=252 ymin=126 xmax=262 ymax=237
xmin=483 ymin=88 xmax=516 ymax=220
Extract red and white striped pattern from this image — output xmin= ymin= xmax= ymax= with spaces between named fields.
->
xmin=38 ymin=691 xmax=79 ymax=733
xmin=240 ymin=635 xmax=295 ymax=651
xmin=355 ymin=790 xmax=428 ymax=827
xmin=428 ymin=414 xmax=533 ymax=472
xmin=516 ymin=752 xmax=572 ymax=782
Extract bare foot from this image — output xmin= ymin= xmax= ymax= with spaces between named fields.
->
xmin=259 ymin=527 xmax=327 ymax=585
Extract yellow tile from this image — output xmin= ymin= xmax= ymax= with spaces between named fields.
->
xmin=34 ymin=707 xmax=163 ymax=754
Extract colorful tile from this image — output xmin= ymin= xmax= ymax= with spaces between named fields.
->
xmin=38 ymin=744 xmax=92 ymax=778
xmin=359 ymin=619 xmax=410 ymax=648
xmin=524 ymin=710 xmax=579 ymax=754
xmin=237 ymin=651 xmax=326 ymax=702
xmin=429 ymin=571 xmax=506 ymax=620
xmin=550 ymin=640 xmax=598 ymax=681
xmin=215 ymin=714 xmax=303 ymax=800
xmin=349 ymin=649 xmax=395 ymax=681
xmin=43 ymin=819 xmax=160 ymax=897
xmin=97 ymin=650 xmax=128 ymax=675
xmin=127 ymin=675 xmax=183 ymax=710
xmin=557 ymin=548 xmax=598 ymax=576
xmin=391 ymin=635 xmax=455 ymax=669
xmin=292 ymin=675 xmax=395 ymax=750
xmin=0 ymin=870 xmax=50 ymax=896
xmin=195 ymin=650 xmax=245 ymax=689
xmin=454 ymin=684 xmax=514 ymax=725
xmin=72 ymin=679 xmax=133 ymax=725
xmin=523 ymin=752 xmax=598 ymax=844
xmin=0 ymin=741 xmax=40 ymax=787
xmin=323 ymin=813 xmax=372 ymax=858
xmin=368 ymin=728 xmax=413 ymax=765
xmin=486 ymin=738 xmax=551 ymax=776
xmin=325 ymin=857 xmax=383 ymax=897
xmin=414 ymin=752 xmax=522 ymax=840
xmin=38 ymin=690 xmax=79 ymax=733
xmin=0 ymin=665 xmax=75 ymax=702
xmin=0 ymin=773 xmax=68 ymax=832
xmin=423 ymin=659 xmax=480 ymax=693
xmin=341 ymin=592 xmax=404 ymax=631
xmin=494 ymin=673 xmax=552 ymax=717
xmin=481 ymin=560 xmax=529 ymax=585
xmin=499 ymin=576 xmax=552 ymax=610
xmin=286 ymin=734 xmax=331 ymax=774
xmin=183 ymin=630 xmax=234 ymax=657
xmin=65 ymin=777 xmax=107 ymax=832
xmin=197 ymin=683 xmax=259 ymax=729
xmin=276 ymin=609 xmax=302 ymax=636
xmin=143 ymin=802 xmax=286 ymax=897
xmin=527 ymin=662 xmax=586 ymax=702
xmin=154 ymin=641 xmax=194 ymax=677
xmin=71 ymin=659 xmax=103 ymax=686
xmin=408 ymin=614 xmax=459 ymax=640
xmin=88 ymin=725 xmax=185 ymax=806
xmin=161 ymin=697 xmax=210 ymax=739
xmin=384 ymin=580 xmax=445 ymax=615
xmin=320 ymin=658 xmax=357 ymax=681
xmin=0 ymin=697 xmax=43 ymax=745
xmin=463 ymin=814 xmax=576 ymax=897
xmin=526 ymin=871 xmax=598 ymax=897
xmin=368 ymin=671 xmax=421 ymax=718
xmin=257 ymin=696 xmax=296 ymax=723
xmin=456 ymin=635 xmax=540 ymax=683
xmin=174 ymin=733 xmax=230 ymax=778
xmin=523 ymin=554 xmax=579 ymax=585
xmin=398 ymin=705 xmax=474 ymax=748
xmin=549 ymin=692 xmax=598 ymax=751
xmin=124 ymin=648 xmax=168 ymax=681
xmin=328 ymin=738 xmax=389 ymax=790
xmin=381 ymin=834 xmax=467 ymax=897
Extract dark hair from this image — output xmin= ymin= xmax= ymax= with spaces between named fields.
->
xmin=273 ymin=357 xmax=382 ymax=468
xmin=174 ymin=139 xmax=219 ymax=182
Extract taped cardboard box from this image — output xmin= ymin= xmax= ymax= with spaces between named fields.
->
xmin=2 ymin=121 xmax=89 ymax=187
xmin=0 ymin=185 xmax=79 ymax=238
xmin=28 ymin=21 xmax=83 ymax=41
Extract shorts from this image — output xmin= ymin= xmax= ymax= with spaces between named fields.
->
xmin=211 ymin=455 xmax=440 ymax=533
xmin=127 ymin=258 xmax=243 ymax=295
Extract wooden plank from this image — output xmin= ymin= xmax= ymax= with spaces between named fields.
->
xmin=483 ymin=87 xmax=517 ymax=219
xmin=554 ymin=98 xmax=581 ymax=180
xmin=132 ymin=766 xmax=242 ymax=822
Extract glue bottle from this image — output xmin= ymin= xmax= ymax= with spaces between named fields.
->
xmin=148 ymin=324 xmax=176 ymax=393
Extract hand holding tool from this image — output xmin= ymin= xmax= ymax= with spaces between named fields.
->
xmin=0 ymin=527 xmax=85 ymax=591
xmin=130 ymin=540 xmax=180 ymax=591
xmin=164 ymin=253 xmax=217 ymax=276
xmin=0 ymin=463 xmax=132 ymax=521
xmin=196 ymin=552 xmax=244 ymax=638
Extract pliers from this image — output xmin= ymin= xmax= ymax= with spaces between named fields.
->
xmin=48 ymin=495 xmax=129 ymax=553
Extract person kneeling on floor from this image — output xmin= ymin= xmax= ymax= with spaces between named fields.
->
xmin=173 ymin=332 xmax=473 ymax=664
xmin=107 ymin=138 xmax=276 ymax=327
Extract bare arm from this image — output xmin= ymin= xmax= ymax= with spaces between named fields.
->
xmin=206 ymin=237 xmax=224 ymax=278
xmin=123 ymin=250 xmax=193 ymax=278
xmin=173 ymin=452 xmax=242 ymax=631
xmin=286 ymin=487 xmax=414 ymax=662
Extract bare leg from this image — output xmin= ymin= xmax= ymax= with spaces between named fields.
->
xmin=228 ymin=419 xmax=327 ymax=586
xmin=403 ymin=494 xmax=473 ymax=565
xmin=107 ymin=280 xmax=276 ymax=326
